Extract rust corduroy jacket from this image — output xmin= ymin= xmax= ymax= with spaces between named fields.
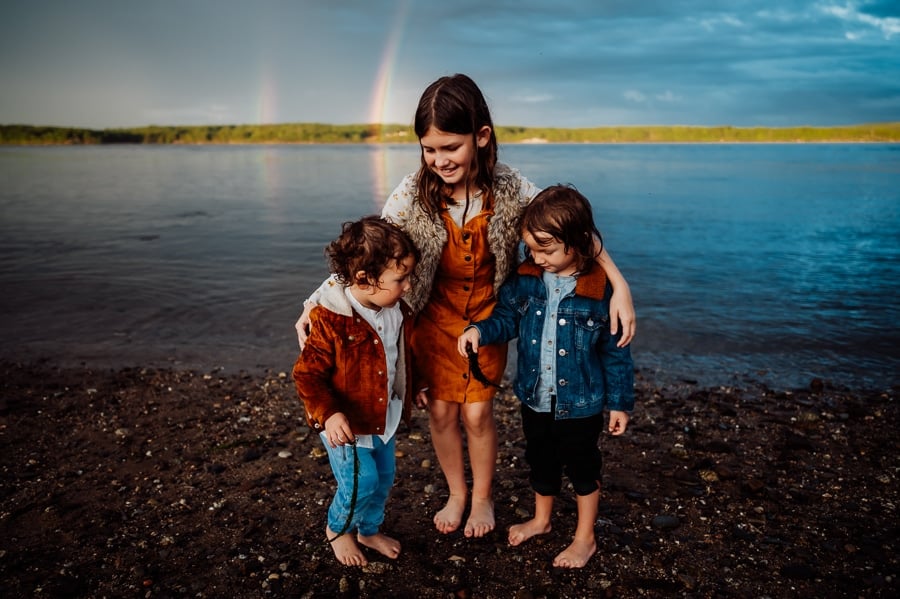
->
xmin=292 ymin=281 xmax=415 ymax=436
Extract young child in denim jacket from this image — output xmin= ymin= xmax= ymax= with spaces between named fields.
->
xmin=293 ymin=216 xmax=419 ymax=567
xmin=457 ymin=185 xmax=634 ymax=568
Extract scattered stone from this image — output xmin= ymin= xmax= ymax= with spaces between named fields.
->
xmin=651 ymin=515 xmax=681 ymax=530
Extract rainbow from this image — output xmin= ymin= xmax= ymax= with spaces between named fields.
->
xmin=257 ymin=63 xmax=278 ymax=126
xmin=367 ymin=0 xmax=411 ymax=126
xmin=367 ymin=0 xmax=413 ymax=207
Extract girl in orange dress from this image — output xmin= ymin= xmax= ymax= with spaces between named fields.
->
xmin=297 ymin=74 xmax=635 ymax=538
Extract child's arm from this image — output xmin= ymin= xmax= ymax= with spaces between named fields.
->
xmin=458 ymin=276 xmax=523 ymax=351
xmin=608 ymin=411 xmax=630 ymax=435
xmin=594 ymin=245 xmax=635 ymax=348
xmin=295 ymin=276 xmax=340 ymax=347
xmin=457 ymin=326 xmax=482 ymax=357
xmin=597 ymin=282 xmax=636 ymax=416
xmin=292 ymin=307 xmax=345 ymax=434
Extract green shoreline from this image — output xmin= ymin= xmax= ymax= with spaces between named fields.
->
xmin=2 ymin=122 xmax=900 ymax=145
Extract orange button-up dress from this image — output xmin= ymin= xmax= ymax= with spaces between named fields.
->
xmin=411 ymin=208 xmax=506 ymax=403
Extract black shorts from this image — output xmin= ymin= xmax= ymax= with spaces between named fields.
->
xmin=520 ymin=403 xmax=603 ymax=496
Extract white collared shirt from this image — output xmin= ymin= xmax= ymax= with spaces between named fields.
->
xmin=345 ymin=288 xmax=403 ymax=448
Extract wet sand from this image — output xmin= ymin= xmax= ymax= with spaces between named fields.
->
xmin=1 ymin=361 xmax=897 ymax=598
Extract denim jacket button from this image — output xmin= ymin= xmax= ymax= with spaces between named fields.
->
xmin=558 ymin=349 xmax=567 ymax=356
xmin=558 ymin=318 xmax=567 ymax=326
xmin=558 ymin=379 xmax=568 ymax=386
xmin=587 ymin=319 xmax=594 ymax=326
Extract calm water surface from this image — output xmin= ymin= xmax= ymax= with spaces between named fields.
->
xmin=1 ymin=144 xmax=898 ymax=390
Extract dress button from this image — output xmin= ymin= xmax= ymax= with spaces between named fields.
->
xmin=463 ymin=285 xmax=470 ymax=291
xmin=464 ymin=255 xmax=472 ymax=262
xmin=374 ymin=339 xmax=379 ymax=345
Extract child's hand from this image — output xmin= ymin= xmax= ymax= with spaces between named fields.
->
xmin=324 ymin=412 xmax=353 ymax=447
xmin=457 ymin=327 xmax=481 ymax=357
xmin=608 ymin=411 xmax=630 ymax=436
xmin=295 ymin=301 xmax=315 ymax=349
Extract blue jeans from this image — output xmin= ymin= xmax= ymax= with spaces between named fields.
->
xmin=321 ymin=434 xmax=396 ymax=537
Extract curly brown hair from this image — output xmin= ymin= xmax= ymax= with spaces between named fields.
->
xmin=326 ymin=216 xmax=420 ymax=287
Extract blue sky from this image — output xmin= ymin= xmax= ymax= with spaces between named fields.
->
xmin=1 ymin=0 xmax=898 ymax=128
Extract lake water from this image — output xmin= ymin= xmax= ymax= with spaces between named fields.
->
xmin=1 ymin=143 xmax=898 ymax=391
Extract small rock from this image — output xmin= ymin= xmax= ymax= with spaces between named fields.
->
xmin=699 ymin=469 xmax=719 ymax=482
xmin=277 ymin=450 xmax=292 ymax=459
xmin=651 ymin=515 xmax=680 ymax=530
xmin=421 ymin=459 xmax=431 ymax=468
xmin=362 ymin=562 xmax=391 ymax=574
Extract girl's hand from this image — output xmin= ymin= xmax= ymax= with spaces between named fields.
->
xmin=415 ymin=388 xmax=430 ymax=409
xmin=608 ymin=411 xmax=630 ymax=436
xmin=295 ymin=301 xmax=315 ymax=349
xmin=324 ymin=413 xmax=353 ymax=447
xmin=457 ymin=328 xmax=481 ymax=357
xmin=609 ymin=284 xmax=636 ymax=347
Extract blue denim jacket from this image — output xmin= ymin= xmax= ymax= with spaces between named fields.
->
xmin=472 ymin=261 xmax=634 ymax=419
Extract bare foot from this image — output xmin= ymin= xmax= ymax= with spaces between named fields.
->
xmin=552 ymin=537 xmax=597 ymax=569
xmin=357 ymin=532 xmax=401 ymax=559
xmin=508 ymin=518 xmax=551 ymax=546
xmin=463 ymin=497 xmax=495 ymax=538
xmin=434 ymin=494 xmax=466 ymax=534
xmin=327 ymin=526 xmax=367 ymax=566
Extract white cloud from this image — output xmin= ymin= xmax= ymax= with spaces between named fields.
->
xmin=656 ymin=90 xmax=680 ymax=102
xmin=624 ymin=90 xmax=647 ymax=103
xmin=510 ymin=93 xmax=554 ymax=104
xmin=821 ymin=1 xmax=900 ymax=38
xmin=699 ymin=14 xmax=744 ymax=31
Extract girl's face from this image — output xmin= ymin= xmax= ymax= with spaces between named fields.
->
xmin=523 ymin=230 xmax=578 ymax=277
xmin=419 ymin=125 xmax=491 ymax=191
xmin=351 ymin=255 xmax=416 ymax=310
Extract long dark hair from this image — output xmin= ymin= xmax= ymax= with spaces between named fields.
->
xmin=521 ymin=184 xmax=603 ymax=276
xmin=413 ymin=74 xmax=498 ymax=217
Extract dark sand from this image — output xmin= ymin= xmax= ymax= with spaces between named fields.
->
xmin=1 ymin=360 xmax=897 ymax=598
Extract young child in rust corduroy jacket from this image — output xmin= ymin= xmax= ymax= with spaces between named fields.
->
xmin=293 ymin=216 xmax=419 ymax=567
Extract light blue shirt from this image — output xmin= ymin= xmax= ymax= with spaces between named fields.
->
xmin=533 ymin=271 xmax=577 ymax=412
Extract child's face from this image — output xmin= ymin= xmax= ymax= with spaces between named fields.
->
xmin=523 ymin=230 xmax=578 ymax=277
xmin=353 ymin=255 xmax=416 ymax=310
xmin=419 ymin=125 xmax=490 ymax=190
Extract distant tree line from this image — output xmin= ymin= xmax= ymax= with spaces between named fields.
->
xmin=2 ymin=122 xmax=898 ymax=145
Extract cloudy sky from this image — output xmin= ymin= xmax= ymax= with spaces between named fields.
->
xmin=1 ymin=0 xmax=898 ymax=129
